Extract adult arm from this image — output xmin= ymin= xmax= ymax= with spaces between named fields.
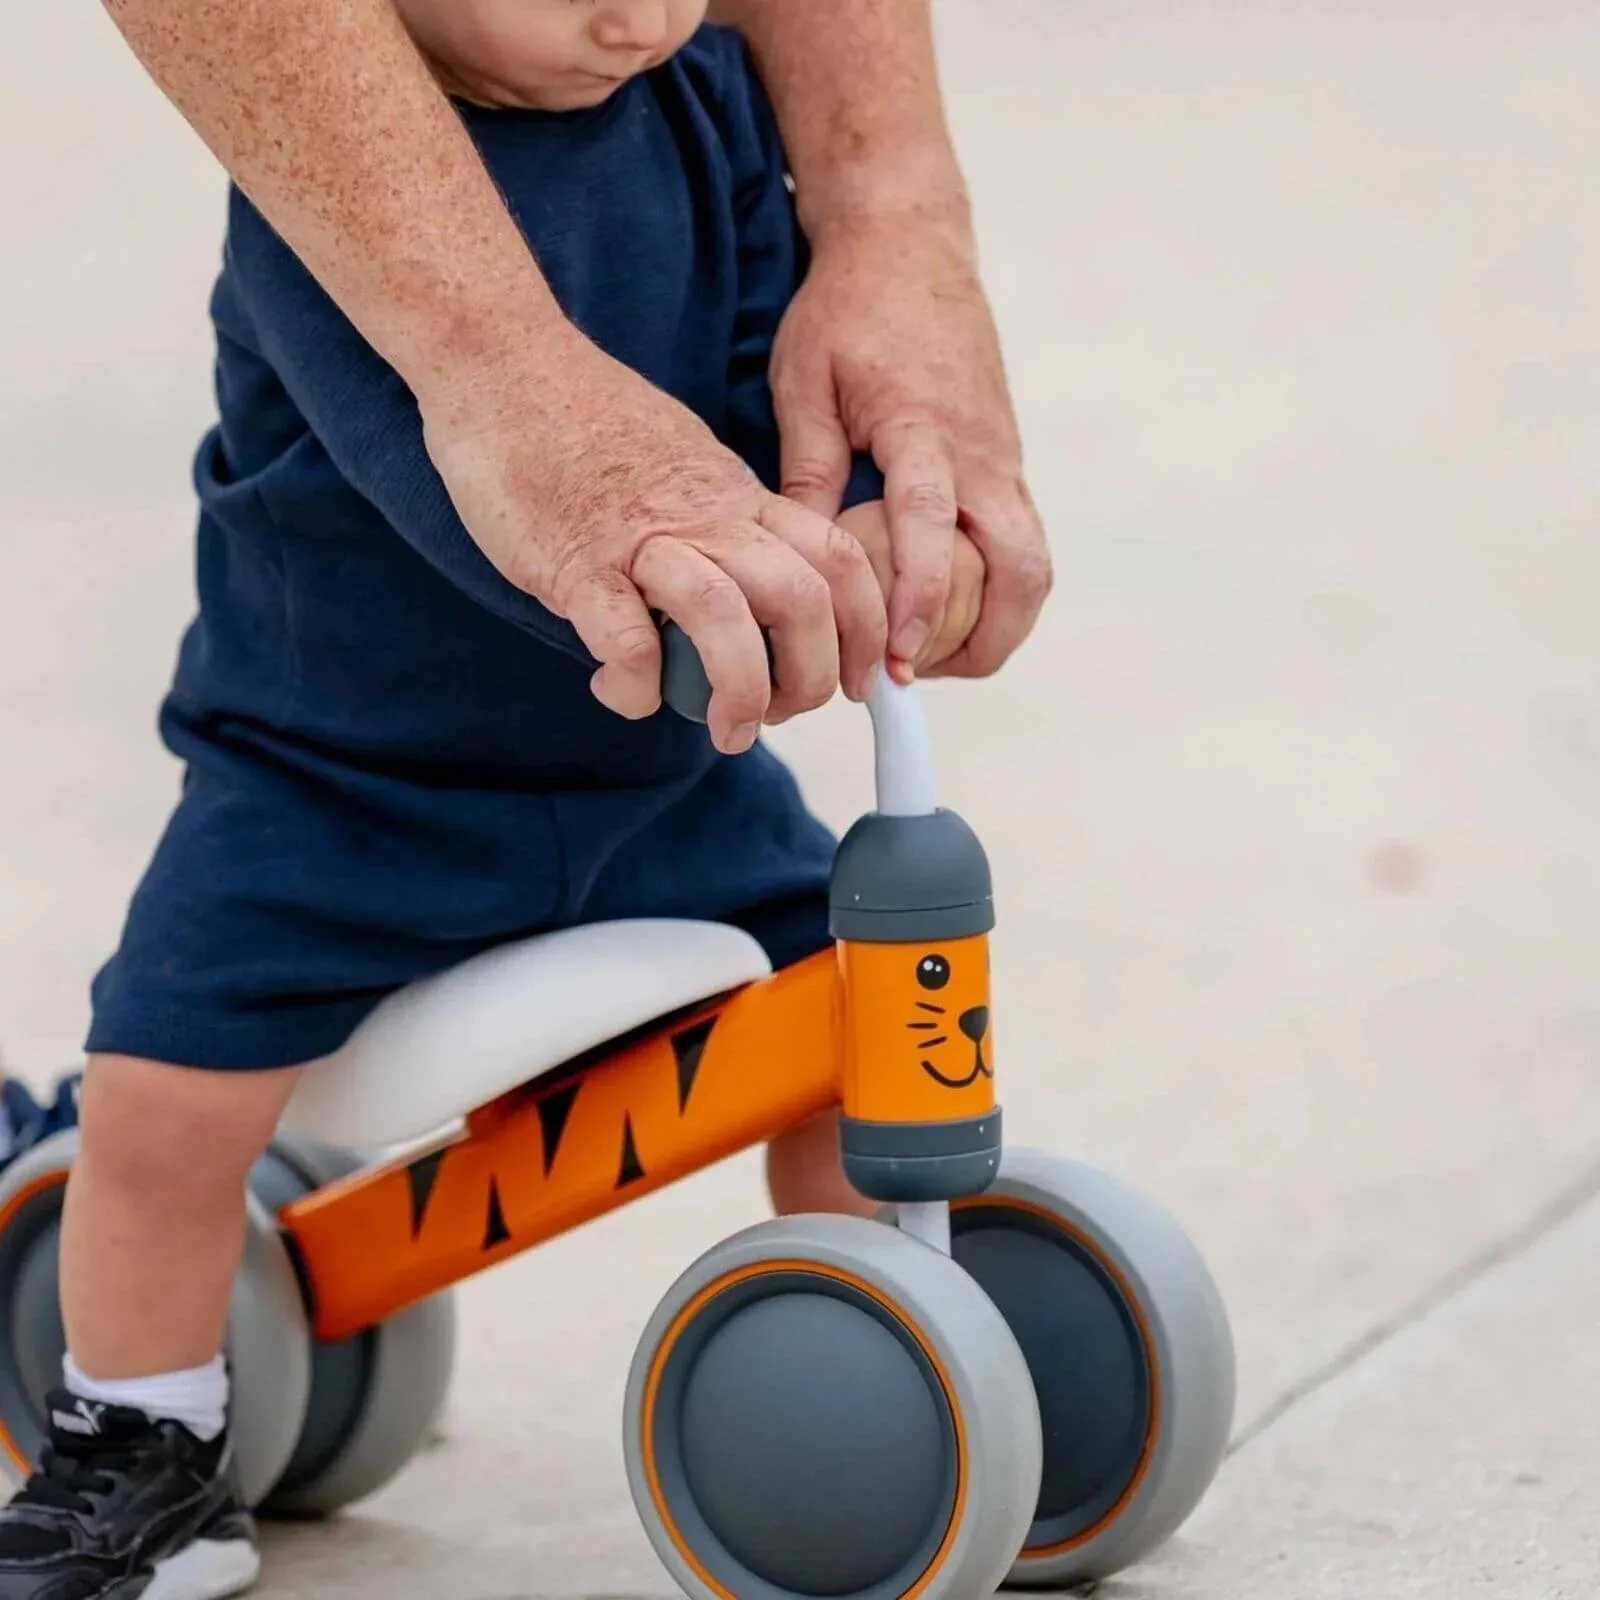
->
xmin=711 ymin=33 xmax=984 ymax=680
xmin=718 ymin=0 xmax=1053 ymax=677
xmin=104 ymin=0 xmax=560 ymax=415
xmin=99 ymin=0 xmax=885 ymax=752
xmin=713 ymin=33 xmax=882 ymax=512
xmin=722 ymin=0 xmax=967 ymax=235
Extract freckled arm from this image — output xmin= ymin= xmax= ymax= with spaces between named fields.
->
xmin=100 ymin=0 xmax=565 ymax=404
xmin=712 ymin=0 xmax=972 ymax=241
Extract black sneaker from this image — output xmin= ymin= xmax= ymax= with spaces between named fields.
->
xmin=0 ymin=1390 xmax=259 ymax=1600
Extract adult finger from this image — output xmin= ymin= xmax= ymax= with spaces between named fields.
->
xmin=705 ymin=521 xmax=840 ymax=720
xmin=878 ymin=422 xmax=958 ymax=666
xmin=936 ymin=475 xmax=1052 ymax=679
xmin=632 ymin=537 xmax=770 ymax=753
xmin=563 ymin=565 xmax=668 ymax=722
xmin=758 ymin=496 xmax=887 ymax=705
xmin=774 ymin=356 xmax=853 ymax=519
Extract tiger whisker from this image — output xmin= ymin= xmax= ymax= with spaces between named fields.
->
xmin=915 ymin=1002 xmax=946 ymax=1014
xmin=907 ymin=1021 xmax=940 ymax=1031
xmin=921 ymin=1036 xmax=948 ymax=1047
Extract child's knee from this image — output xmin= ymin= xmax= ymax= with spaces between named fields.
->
xmin=77 ymin=1054 xmax=300 ymax=1192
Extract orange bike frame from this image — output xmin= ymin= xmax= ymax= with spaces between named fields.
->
xmin=280 ymin=928 xmax=997 ymax=1344
xmin=281 ymin=952 xmax=840 ymax=1341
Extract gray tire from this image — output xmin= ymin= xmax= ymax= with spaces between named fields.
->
xmin=0 ymin=1129 xmax=311 ymax=1507
xmin=941 ymin=1150 xmax=1235 ymax=1587
xmin=250 ymin=1136 xmax=456 ymax=1517
xmin=624 ymin=1213 xmax=1043 ymax=1600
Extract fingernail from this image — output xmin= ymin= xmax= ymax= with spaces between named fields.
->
xmin=849 ymin=661 xmax=882 ymax=702
xmin=894 ymin=620 xmax=930 ymax=661
xmin=728 ymin=721 xmax=760 ymax=752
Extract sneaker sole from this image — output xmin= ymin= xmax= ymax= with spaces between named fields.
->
xmin=134 ymin=1537 xmax=262 ymax=1600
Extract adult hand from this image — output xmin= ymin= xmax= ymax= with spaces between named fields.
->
xmin=838 ymin=502 xmax=985 ymax=682
xmin=420 ymin=328 xmax=886 ymax=756
xmin=771 ymin=213 xmax=1052 ymax=680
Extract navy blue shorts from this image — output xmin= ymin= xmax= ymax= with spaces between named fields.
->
xmin=87 ymin=705 xmax=834 ymax=1071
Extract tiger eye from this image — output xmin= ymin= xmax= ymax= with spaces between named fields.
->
xmin=916 ymin=954 xmax=950 ymax=991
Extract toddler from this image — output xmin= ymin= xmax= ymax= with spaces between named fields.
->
xmin=0 ymin=2 xmax=984 ymax=1597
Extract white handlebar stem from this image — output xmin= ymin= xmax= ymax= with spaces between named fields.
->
xmin=866 ymin=673 xmax=937 ymax=818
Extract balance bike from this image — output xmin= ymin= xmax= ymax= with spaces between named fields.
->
xmin=0 ymin=629 xmax=1235 ymax=1595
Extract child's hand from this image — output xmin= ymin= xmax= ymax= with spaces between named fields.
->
xmin=837 ymin=502 xmax=985 ymax=685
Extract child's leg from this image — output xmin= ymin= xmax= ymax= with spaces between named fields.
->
xmin=0 ymin=1054 xmax=296 ymax=1600
xmin=60 ymin=1054 xmax=300 ymax=1389
xmin=765 ymin=1109 xmax=877 ymax=1218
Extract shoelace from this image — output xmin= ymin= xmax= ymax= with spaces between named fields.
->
xmin=16 ymin=1434 xmax=153 ymax=1516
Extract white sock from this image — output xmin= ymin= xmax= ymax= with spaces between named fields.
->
xmin=63 ymin=1353 xmax=229 ymax=1442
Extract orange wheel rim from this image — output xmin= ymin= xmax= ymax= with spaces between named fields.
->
xmin=640 ymin=1257 xmax=970 ymax=1600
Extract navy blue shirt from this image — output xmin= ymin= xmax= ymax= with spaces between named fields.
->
xmin=89 ymin=27 xmax=878 ymax=1070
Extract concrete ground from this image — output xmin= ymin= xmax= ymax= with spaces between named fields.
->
xmin=4 ymin=2 xmax=1599 ymax=1595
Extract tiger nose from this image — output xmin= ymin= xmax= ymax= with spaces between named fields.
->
xmin=958 ymin=1006 xmax=989 ymax=1043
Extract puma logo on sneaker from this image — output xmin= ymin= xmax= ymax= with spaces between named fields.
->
xmin=49 ymin=1398 xmax=106 ymax=1437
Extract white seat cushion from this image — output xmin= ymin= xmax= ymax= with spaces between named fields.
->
xmin=280 ymin=919 xmax=772 ymax=1149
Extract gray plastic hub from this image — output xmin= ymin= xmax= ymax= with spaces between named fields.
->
xmin=951 ymin=1204 xmax=1152 ymax=1546
xmin=626 ymin=1213 xmax=1043 ymax=1600
xmin=956 ymin=1149 xmax=1236 ymax=1589
xmin=12 ymin=1220 xmax=64 ymax=1410
xmin=829 ymin=810 xmax=994 ymax=942
xmin=0 ymin=1184 xmax=64 ymax=1469
xmin=660 ymin=1273 xmax=959 ymax=1599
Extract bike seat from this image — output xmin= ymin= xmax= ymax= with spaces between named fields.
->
xmin=279 ymin=919 xmax=772 ymax=1149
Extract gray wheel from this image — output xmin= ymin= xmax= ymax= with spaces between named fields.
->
xmin=250 ymin=1136 xmax=456 ymax=1517
xmin=940 ymin=1150 xmax=1235 ymax=1588
xmin=625 ymin=1213 xmax=1043 ymax=1600
xmin=0 ymin=1129 xmax=311 ymax=1507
